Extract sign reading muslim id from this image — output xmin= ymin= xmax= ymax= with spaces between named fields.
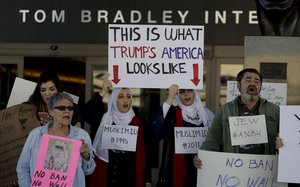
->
xmin=108 ymin=24 xmax=204 ymax=89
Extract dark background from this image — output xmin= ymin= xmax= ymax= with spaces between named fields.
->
xmin=0 ymin=0 xmax=265 ymax=45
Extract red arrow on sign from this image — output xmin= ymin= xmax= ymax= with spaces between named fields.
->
xmin=191 ymin=64 xmax=201 ymax=86
xmin=112 ymin=65 xmax=121 ymax=84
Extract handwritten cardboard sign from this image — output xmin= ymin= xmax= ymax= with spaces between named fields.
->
xmin=278 ymin=106 xmax=300 ymax=183
xmin=0 ymin=103 xmax=39 ymax=185
xmin=174 ymin=127 xmax=208 ymax=154
xmin=226 ymin=81 xmax=287 ymax=105
xmin=108 ymin=24 xmax=204 ymax=89
xmin=197 ymin=150 xmax=287 ymax=187
xmin=31 ymin=134 xmax=81 ymax=187
xmin=101 ymin=124 xmax=139 ymax=152
xmin=229 ymin=115 xmax=268 ymax=146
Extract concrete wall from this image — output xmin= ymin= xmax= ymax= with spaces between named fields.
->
xmin=244 ymin=36 xmax=300 ymax=105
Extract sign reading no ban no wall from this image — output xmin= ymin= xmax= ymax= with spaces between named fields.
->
xmin=108 ymin=24 xmax=204 ymax=89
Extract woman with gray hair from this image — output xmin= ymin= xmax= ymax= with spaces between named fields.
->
xmin=17 ymin=92 xmax=95 ymax=187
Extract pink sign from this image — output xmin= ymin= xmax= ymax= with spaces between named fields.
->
xmin=31 ymin=134 xmax=82 ymax=187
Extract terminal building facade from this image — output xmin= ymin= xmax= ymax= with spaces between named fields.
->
xmin=1 ymin=0 xmax=299 ymax=185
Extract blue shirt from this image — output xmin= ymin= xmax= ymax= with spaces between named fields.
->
xmin=16 ymin=123 xmax=96 ymax=187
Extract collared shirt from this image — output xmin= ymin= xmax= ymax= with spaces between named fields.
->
xmin=237 ymin=97 xmax=260 ymax=116
xmin=16 ymin=123 xmax=96 ymax=187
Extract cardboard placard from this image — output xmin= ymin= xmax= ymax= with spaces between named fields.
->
xmin=0 ymin=103 xmax=39 ymax=185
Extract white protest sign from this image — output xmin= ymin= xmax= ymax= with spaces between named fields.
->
xmin=226 ymin=81 xmax=287 ymax=105
xmin=229 ymin=115 xmax=268 ymax=146
xmin=197 ymin=150 xmax=287 ymax=187
xmin=174 ymin=127 xmax=208 ymax=154
xmin=108 ymin=24 xmax=204 ymax=89
xmin=6 ymin=77 xmax=80 ymax=109
xmin=63 ymin=91 xmax=79 ymax=104
xmin=101 ymin=124 xmax=139 ymax=152
xmin=278 ymin=106 xmax=300 ymax=183
xmin=6 ymin=77 xmax=37 ymax=108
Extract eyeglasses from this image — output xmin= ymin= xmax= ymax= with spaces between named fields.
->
xmin=53 ymin=105 xmax=74 ymax=111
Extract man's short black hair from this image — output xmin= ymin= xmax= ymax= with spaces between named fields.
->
xmin=236 ymin=68 xmax=263 ymax=83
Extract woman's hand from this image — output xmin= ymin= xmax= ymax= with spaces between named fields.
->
xmin=100 ymin=74 xmax=112 ymax=97
xmin=165 ymin=84 xmax=179 ymax=105
xmin=80 ymin=140 xmax=90 ymax=161
xmin=275 ymin=136 xmax=284 ymax=149
xmin=193 ymin=155 xmax=203 ymax=169
xmin=38 ymin=112 xmax=52 ymax=125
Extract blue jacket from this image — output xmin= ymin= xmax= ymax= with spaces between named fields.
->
xmin=16 ymin=123 xmax=96 ymax=187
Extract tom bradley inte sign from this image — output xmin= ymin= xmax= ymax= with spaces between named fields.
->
xmin=0 ymin=0 xmax=260 ymax=44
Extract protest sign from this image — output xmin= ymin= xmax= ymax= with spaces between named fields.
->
xmin=197 ymin=150 xmax=287 ymax=187
xmin=31 ymin=134 xmax=81 ymax=187
xmin=226 ymin=81 xmax=287 ymax=105
xmin=0 ymin=103 xmax=39 ymax=185
xmin=174 ymin=127 xmax=208 ymax=154
xmin=6 ymin=77 xmax=37 ymax=108
xmin=63 ymin=91 xmax=79 ymax=104
xmin=101 ymin=124 xmax=139 ymax=152
xmin=108 ymin=24 xmax=204 ymax=89
xmin=278 ymin=106 xmax=300 ymax=183
xmin=7 ymin=77 xmax=79 ymax=109
xmin=229 ymin=115 xmax=268 ymax=146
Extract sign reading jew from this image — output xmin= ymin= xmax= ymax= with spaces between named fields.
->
xmin=108 ymin=24 xmax=204 ymax=89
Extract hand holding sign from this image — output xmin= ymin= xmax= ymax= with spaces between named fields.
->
xmin=80 ymin=139 xmax=90 ymax=160
xmin=99 ymin=74 xmax=113 ymax=98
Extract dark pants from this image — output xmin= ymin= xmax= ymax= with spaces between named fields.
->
xmin=289 ymin=183 xmax=300 ymax=187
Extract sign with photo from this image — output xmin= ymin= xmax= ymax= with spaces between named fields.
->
xmin=31 ymin=134 xmax=81 ymax=187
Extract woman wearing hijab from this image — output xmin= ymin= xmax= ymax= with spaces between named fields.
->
xmin=84 ymin=76 xmax=152 ymax=187
xmin=150 ymin=84 xmax=214 ymax=187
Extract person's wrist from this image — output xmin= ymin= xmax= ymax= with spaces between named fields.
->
xmin=81 ymin=152 xmax=90 ymax=160
xmin=99 ymin=91 xmax=106 ymax=97
xmin=165 ymin=96 xmax=174 ymax=105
